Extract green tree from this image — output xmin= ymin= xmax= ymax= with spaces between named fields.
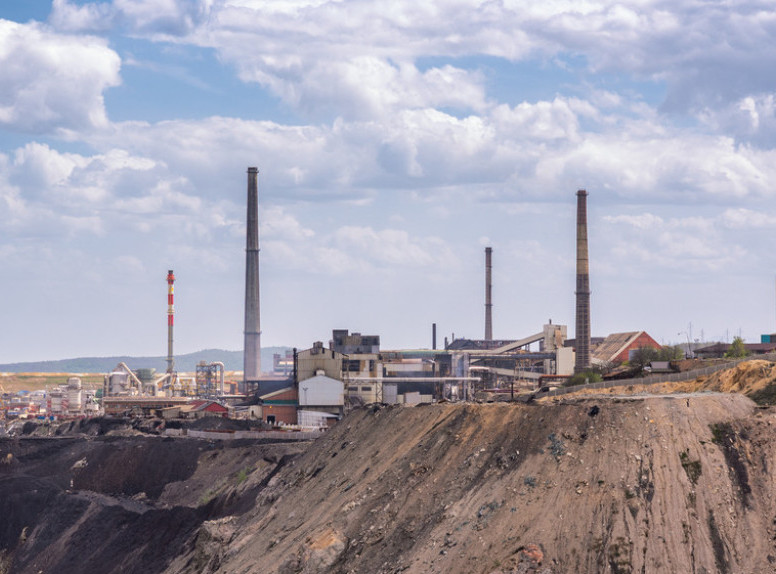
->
xmin=657 ymin=345 xmax=684 ymax=361
xmin=564 ymin=371 xmax=603 ymax=387
xmin=725 ymin=336 xmax=749 ymax=358
xmin=629 ymin=346 xmax=659 ymax=371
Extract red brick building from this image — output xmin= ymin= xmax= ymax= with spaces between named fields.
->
xmin=593 ymin=331 xmax=661 ymax=365
xmin=258 ymin=386 xmax=298 ymax=425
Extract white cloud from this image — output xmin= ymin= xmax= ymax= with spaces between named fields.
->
xmin=721 ymin=207 xmax=776 ymax=229
xmin=49 ymin=0 xmax=114 ymax=32
xmin=0 ymin=19 xmax=120 ymax=134
xmin=333 ymin=226 xmax=453 ymax=268
xmin=261 ymin=206 xmax=316 ymax=241
xmin=603 ymin=210 xmax=754 ymax=274
xmin=50 ymin=0 xmax=213 ymax=36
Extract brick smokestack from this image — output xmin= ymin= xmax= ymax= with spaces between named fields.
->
xmin=485 ymin=247 xmax=493 ymax=341
xmin=574 ymin=189 xmax=591 ymax=372
xmin=243 ymin=167 xmax=261 ymax=393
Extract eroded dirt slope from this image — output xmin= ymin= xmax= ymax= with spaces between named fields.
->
xmin=180 ymin=394 xmax=776 ymax=574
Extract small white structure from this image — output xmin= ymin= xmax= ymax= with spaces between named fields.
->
xmin=298 ymin=410 xmax=339 ymax=429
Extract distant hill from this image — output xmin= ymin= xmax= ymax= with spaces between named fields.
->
xmin=0 ymin=347 xmax=291 ymax=374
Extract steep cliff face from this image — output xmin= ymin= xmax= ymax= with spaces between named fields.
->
xmin=2 ymin=391 xmax=776 ymax=574
xmin=180 ymin=394 xmax=776 ymax=574
xmin=0 ymin=436 xmax=307 ymax=574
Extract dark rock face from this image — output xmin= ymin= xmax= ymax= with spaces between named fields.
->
xmin=0 ymin=434 xmax=307 ymax=574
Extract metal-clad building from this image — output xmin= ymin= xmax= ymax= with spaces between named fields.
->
xmin=298 ymin=373 xmax=343 ymax=407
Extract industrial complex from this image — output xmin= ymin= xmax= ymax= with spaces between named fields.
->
xmin=2 ymin=170 xmax=748 ymax=429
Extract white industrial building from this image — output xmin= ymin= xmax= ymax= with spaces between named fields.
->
xmin=298 ymin=370 xmax=344 ymax=426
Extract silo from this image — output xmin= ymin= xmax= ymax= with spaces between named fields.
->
xmin=67 ymin=377 xmax=83 ymax=413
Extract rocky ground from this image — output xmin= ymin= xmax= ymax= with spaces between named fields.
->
xmin=3 ymin=361 xmax=776 ymax=573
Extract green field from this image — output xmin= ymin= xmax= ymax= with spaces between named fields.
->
xmin=0 ymin=373 xmax=104 ymax=394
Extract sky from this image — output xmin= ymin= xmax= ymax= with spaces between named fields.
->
xmin=2 ymin=0 xmax=776 ymax=363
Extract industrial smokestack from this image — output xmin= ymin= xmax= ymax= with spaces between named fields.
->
xmin=574 ymin=189 xmax=591 ymax=372
xmin=243 ymin=167 xmax=261 ymax=393
xmin=432 ymin=323 xmax=437 ymax=350
xmin=166 ymin=269 xmax=175 ymax=374
xmin=485 ymin=247 xmax=493 ymax=341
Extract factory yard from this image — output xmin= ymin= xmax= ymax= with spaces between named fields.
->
xmin=2 ymin=359 xmax=776 ymax=573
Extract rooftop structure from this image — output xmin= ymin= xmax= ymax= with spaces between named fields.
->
xmin=330 ymin=329 xmax=380 ymax=354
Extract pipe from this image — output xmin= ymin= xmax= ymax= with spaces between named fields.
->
xmin=574 ymin=189 xmax=591 ymax=372
xmin=117 ymin=362 xmax=144 ymax=390
xmin=166 ymin=270 xmax=175 ymax=374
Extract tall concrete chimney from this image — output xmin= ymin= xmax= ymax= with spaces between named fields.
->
xmin=432 ymin=323 xmax=437 ymax=350
xmin=243 ymin=167 xmax=261 ymax=393
xmin=485 ymin=247 xmax=493 ymax=341
xmin=574 ymin=189 xmax=591 ymax=372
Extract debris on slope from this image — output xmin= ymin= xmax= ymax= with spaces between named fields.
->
xmin=564 ymin=359 xmax=776 ymax=405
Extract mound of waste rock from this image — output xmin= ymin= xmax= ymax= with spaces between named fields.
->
xmin=171 ymin=393 xmax=776 ymax=574
xmin=3 ymin=390 xmax=776 ymax=574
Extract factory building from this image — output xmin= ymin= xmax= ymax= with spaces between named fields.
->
xmin=273 ymin=350 xmax=294 ymax=376
xmin=331 ymin=330 xmax=380 ymax=354
xmin=296 ymin=342 xmax=344 ymax=382
xmin=160 ymin=399 xmax=231 ymax=420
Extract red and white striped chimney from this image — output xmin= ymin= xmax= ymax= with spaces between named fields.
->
xmin=166 ymin=269 xmax=175 ymax=374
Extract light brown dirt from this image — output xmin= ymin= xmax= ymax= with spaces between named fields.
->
xmin=172 ymin=393 xmax=776 ymax=574
xmin=562 ymin=359 xmax=776 ymax=400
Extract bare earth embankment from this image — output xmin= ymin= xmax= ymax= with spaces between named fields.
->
xmin=4 ymin=360 xmax=776 ymax=573
xmin=176 ymin=393 xmax=774 ymax=574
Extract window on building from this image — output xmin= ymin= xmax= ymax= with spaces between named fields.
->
xmin=348 ymin=386 xmax=359 ymax=392
xmin=361 ymin=386 xmax=372 ymax=392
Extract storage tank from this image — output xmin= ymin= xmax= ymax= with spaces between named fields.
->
xmin=108 ymin=371 xmax=130 ymax=396
xmin=136 ymin=368 xmax=156 ymax=383
xmin=67 ymin=377 xmax=83 ymax=413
